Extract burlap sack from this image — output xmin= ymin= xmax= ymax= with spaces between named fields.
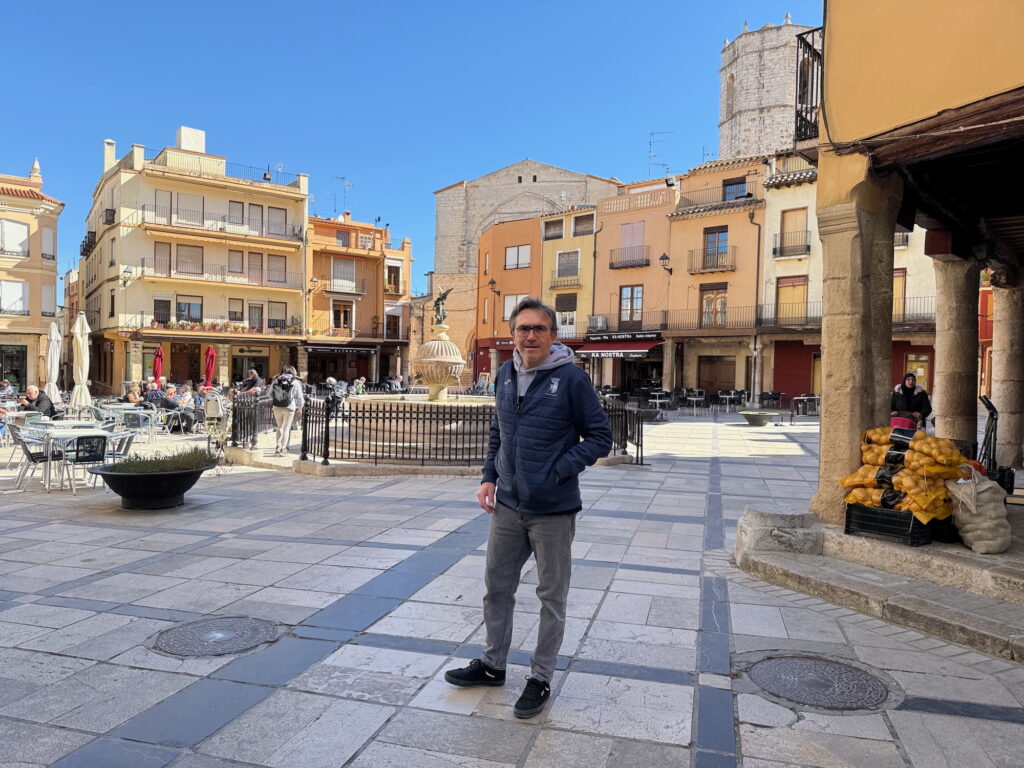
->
xmin=946 ymin=467 xmax=1011 ymax=554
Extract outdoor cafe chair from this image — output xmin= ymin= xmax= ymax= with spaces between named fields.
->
xmin=104 ymin=431 xmax=135 ymax=464
xmin=13 ymin=428 xmax=61 ymax=490
xmin=57 ymin=434 xmax=107 ymax=495
xmin=122 ymin=410 xmax=155 ymax=442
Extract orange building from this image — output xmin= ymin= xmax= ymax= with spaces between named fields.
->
xmin=584 ymin=180 xmax=678 ymax=391
xmin=304 ymin=212 xmax=412 ymax=385
xmin=474 ymin=218 xmax=543 ymax=380
xmin=666 ymin=156 xmax=766 ymax=393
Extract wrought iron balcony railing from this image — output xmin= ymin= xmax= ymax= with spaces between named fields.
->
xmin=609 ymin=245 xmax=650 ymax=269
xmin=688 ymin=247 xmax=737 ymax=273
xmin=772 ymin=230 xmax=812 ymax=258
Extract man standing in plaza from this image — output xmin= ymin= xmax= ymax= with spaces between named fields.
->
xmin=444 ymin=297 xmax=612 ymax=718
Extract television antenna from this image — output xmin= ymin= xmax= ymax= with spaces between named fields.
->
xmin=648 ymin=130 xmax=673 ymax=178
xmin=333 ymin=176 xmax=354 ymax=214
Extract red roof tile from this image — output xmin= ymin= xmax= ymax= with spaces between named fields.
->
xmin=0 ymin=186 xmax=62 ymax=205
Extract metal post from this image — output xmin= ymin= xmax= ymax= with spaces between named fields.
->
xmin=300 ymin=399 xmax=310 ymax=461
xmin=322 ymin=394 xmax=333 ymax=465
xmin=248 ymin=399 xmax=258 ymax=450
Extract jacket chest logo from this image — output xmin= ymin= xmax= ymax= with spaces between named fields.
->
xmin=548 ymin=377 xmax=560 ymax=395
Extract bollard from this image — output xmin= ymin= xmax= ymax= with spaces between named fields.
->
xmin=300 ymin=400 xmax=310 ymax=461
xmin=321 ymin=394 xmax=333 ymax=466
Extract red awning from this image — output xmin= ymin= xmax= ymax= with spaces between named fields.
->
xmin=575 ymin=340 xmax=662 ymax=359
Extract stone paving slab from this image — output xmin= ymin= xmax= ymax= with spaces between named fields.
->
xmin=0 ymin=415 xmax=1023 ymax=767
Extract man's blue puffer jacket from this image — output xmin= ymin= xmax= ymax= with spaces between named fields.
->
xmin=482 ymin=359 xmax=612 ymax=515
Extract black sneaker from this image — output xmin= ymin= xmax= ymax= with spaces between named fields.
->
xmin=444 ymin=659 xmax=506 ymax=687
xmin=513 ymin=677 xmax=551 ymax=719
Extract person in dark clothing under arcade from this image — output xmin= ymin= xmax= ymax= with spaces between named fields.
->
xmin=890 ymin=371 xmax=932 ymax=428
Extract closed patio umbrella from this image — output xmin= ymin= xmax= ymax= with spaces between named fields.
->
xmin=44 ymin=321 xmax=61 ymax=403
xmin=69 ymin=312 xmax=92 ymax=409
xmin=203 ymin=345 xmax=216 ymax=387
xmin=152 ymin=346 xmax=164 ymax=385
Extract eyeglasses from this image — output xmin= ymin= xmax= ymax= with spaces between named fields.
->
xmin=514 ymin=325 xmax=551 ymax=336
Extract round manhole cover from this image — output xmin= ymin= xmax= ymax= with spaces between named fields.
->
xmin=748 ymin=656 xmax=889 ymax=710
xmin=155 ymin=617 xmax=277 ymax=657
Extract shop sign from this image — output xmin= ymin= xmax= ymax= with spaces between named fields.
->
xmin=585 ymin=331 xmax=662 ymax=342
xmin=582 ymin=350 xmax=651 ymax=359
xmin=494 ymin=339 xmax=515 ymax=347
xmin=306 ymin=346 xmax=377 ymax=356
xmin=231 ymin=346 xmax=270 ymax=356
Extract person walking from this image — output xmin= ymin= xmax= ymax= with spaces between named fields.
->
xmin=443 ymin=297 xmax=612 ymax=718
xmin=270 ymin=365 xmax=304 ymax=457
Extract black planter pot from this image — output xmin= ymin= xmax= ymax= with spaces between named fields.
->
xmin=88 ymin=464 xmax=215 ymax=509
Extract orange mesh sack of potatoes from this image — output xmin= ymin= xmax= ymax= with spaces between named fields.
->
xmin=862 ymin=427 xmax=892 ymax=446
xmin=896 ymin=495 xmax=952 ymax=524
xmin=844 ymin=488 xmax=886 ymax=506
xmin=840 ymin=464 xmax=883 ymax=488
xmin=908 ymin=435 xmax=968 ymax=466
xmin=860 ymin=444 xmax=891 ymax=466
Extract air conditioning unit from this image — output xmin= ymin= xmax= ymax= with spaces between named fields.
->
xmin=103 ymin=209 xmax=116 ymax=225
xmin=590 ymin=316 xmax=609 ymax=331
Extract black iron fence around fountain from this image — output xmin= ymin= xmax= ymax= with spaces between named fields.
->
xmin=230 ymin=392 xmax=275 ymax=449
xmin=300 ymin=395 xmax=644 ymax=467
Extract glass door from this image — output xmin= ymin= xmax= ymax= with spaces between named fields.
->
xmin=248 ymin=303 xmax=264 ymax=333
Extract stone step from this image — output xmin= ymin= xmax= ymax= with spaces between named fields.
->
xmin=739 ymin=549 xmax=1024 ymax=661
xmin=819 ymin=517 xmax=1024 ymax=606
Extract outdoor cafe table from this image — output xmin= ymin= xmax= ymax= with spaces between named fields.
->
xmin=37 ymin=419 xmax=98 ymax=430
xmin=719 ymin=393 xmax=740 ymax=412
xmin=648 ymin=392 xmax=671 ymax=409
xmin=40 ymin=428 xmax=109 ymax=491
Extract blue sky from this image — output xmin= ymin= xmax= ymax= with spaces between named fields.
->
xmin=3 ymin=0 xmax=821 ymax=295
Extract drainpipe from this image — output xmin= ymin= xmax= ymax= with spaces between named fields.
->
xmin=590 ymin=223 xmax=604 ymax=322
xmin=749 ymin=209 xmax=763 ymax=405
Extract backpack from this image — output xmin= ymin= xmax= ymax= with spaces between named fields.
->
xmin=271 ymin=376 xmax=293 ymax=407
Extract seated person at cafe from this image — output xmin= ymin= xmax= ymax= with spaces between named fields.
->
xmin=124 ymin=383 xmax=144 ymax=404
xmin=238 ymin=369 xmax=264 ymax=395
xmin=0 ymin=379 xmax=16 ymax=399
xmin=144 ymin=382 xmax=164 ymax=404
xmin=20 ymin=385 xmax=57 ymax=418
xmin=0 ymin=404 xmax=7 ymax=437
xmin=155 ymin=385 xmax=195 ymax=432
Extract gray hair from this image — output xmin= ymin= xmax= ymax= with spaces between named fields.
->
xmin=282 ymin=365 xmax=297 ymax=376
xmin=509 ymin=296 xmax=557 ymax=334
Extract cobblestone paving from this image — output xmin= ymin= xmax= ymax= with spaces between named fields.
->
xmin=0 ymin=414 xmax=1022 ymax=766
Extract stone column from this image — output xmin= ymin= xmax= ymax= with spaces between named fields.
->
xmin=488 ymin=349 xmax=499 ymax=377
xmin=810 ymin=182 xmax=900 ymax=524
xmin=369 ymin=350 xmax=379 ymax=381
xmin=216 ymin=344 xmax=230 ymax=386
xmin=991 ymin=280 xmax=1024 ymax=467
xmin=295 ymin=344 xmax=309 ymax=382
xmin=661 ymin=338 xmax=676 ymax=391
xmin=932 ymin=258 xmax=980 ymax=444
xmin=127 ymin=341 xmax=143 ymax=383
xmin=601 ymin=358 xmax=614 ymax=386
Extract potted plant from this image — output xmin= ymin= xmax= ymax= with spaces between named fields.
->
xmin=89 ymin=446 xmax=217 ymax=510
xmin=166 ymin=321 xmax=179 ymax=330
xmin=738 ymin=410 xmax=777 ymax=427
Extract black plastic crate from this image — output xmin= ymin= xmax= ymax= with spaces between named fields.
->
xmin=950 ymin=439 xmax=977 ymax=461
xmin=995 ymin=466 xmax=1016 ymax=496
xmin=844 ymin=503 xmax=931 ymax=547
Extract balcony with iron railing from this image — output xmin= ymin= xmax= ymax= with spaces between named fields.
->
xmin=136 ymin=255 xmax=303 ymax=290
xmin=585 ymin=297 xmax=935 ymax=335
xmin=673 ymin=179 xmax=763 ymax=215
xmin=308 ymin=320 xmax=409 ymax=340
xmin=128 ymin=204 xmax=304 ymax=243
xmin=309 ymin=233 xmax=386 ymax=253
xmin=688 ymin=246 xmax=737 ymax=274
xmin=0 ymin=304 xmax=30 ymax=316
xmin=894 ymin=231 xmax=910 ymax=248
xmin=772 ymin=230 xmax=812 ymax=258
xmin=795 ymin=27 xmax=824 ymax=142
xmin=126 ymin=312 xmax=303 ymax=336
xmin=143 ymin=148 xmax=301 ymax=188
xmin=549 ymin=270 xmax=582 ymax=289
xmin=609 ymin=245 xmax=650 ymax=269
xmin=321 ymin=278 xmax=368 ymax=295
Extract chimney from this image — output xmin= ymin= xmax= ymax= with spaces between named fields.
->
xmin=343 ymin=210 xmax=352 ymax=223
xmin=175 ymin=126 xmax=206 ymax=153
xmin=103 ymin=139 xmax=116 ymax=171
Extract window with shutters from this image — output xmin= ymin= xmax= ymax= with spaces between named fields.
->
xmin=0 ymin=219 xmax=29 ymax=257
xmin=504 ymin=245 xmax=530 ymax=269
xmin=556 ymin=250 xmax=580 ymax=277
xmin=700 ymin=284 xmax=728 ymax=327
xmin=573 ymin=213 xmax=595 ymax=236
xmin=555 ymin=293 xmax=577 ymax=335
xmin=154 ymin=242 xmax=172 ymax=276
xmin=619 ymin=285 xmax=643 ymax=324
xmin=503 ymin=294 xmax=528 ymax=320
xmin=358 ymin=233 xmax=374 ymax=250
xmin=228 ymin=201 xmax=245 ymax=226
xmin=176 ymin=245 xmax=203 ymax=275
xmin=267 ymin=207 xmax=287 ymax=236
xmin=228 ymin=250 xmax=244 ymax=273
xmin=41 ymin=284 xmax=56 ymax=317
xmin=153 ymin=299 xmax=171 ymax=324
xmin=893 ymin=268 xmax=907 ymax=320
xmin=0 ymin=281 xmax=28 ymax=314
xmin=175 ymin=295 xmax=202 ymax=323
xmin=176 ymin=193 xmax=204 ymax=227
xmin=776 ymin=275 xmax=808 ymax=320
xmin=109 ymin=290 xmax=115 ymax=318
xmin=331 ymin=258 xmax=356 ymax=292
xmin=336 ymin=230 xmax=351 ymax=247
xmin=41 ymin=227 xmax=55 ymax=260
xmin=268 ymin=301 xmax=287 ymax=329
xmin=543 ymin=220 xmax=563 ymax=240
xmin=228 ymin=298 xmax=244 ymax=322
xmin=722 ymin=177 xmax=747 ymax=201
xmin=267 ymin=255 xmax=287 ymax=283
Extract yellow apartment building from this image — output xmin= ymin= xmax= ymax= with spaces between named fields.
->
xmin=0 ymin=161 xmax=63 ymax=389
xmin=474 ymin=218 xmax=543 ymax=381
xmin=666 ymin=156 xmax=765 ymax=394
xmin=305 ymin=213 xmax=412 ymax=385
xmin=586 ymin=179 xmax=678 ymax=391
xmin=78 ymin=127 xmax=308 ymax=393
xmin=539 ymin=207 xmax=597 ymax=344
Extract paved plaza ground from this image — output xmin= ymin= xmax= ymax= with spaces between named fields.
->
xmin=1 ymin=414 xmax=1023 ymax=767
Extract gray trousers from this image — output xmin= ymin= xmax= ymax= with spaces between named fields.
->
xmin=481 ymin=500 xmax=576 ymax=683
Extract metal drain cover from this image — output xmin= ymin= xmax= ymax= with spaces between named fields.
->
xmin=748 ymin=656 xmax=889 ymax=710
xmin=155 ymin=617 xmax=276 ymax=657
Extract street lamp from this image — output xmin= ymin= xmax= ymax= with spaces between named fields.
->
xmin=658 ymin=252 xmax=673 ymax=275
xmin=308 ymin=276 xmax=319 ymax=295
